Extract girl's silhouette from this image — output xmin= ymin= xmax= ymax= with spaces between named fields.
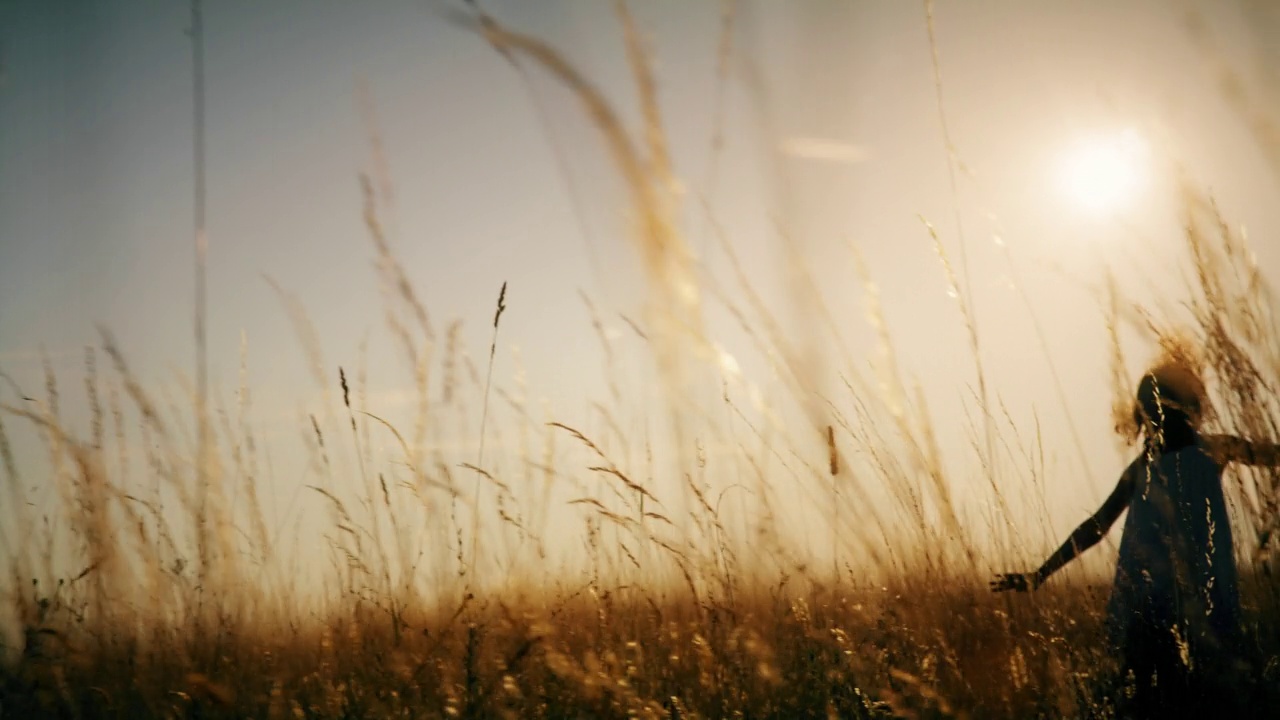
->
xmin=992 ymin=360 xmax=1279 ymax=716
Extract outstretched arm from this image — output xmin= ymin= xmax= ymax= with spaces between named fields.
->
xmin=992 ymin=465 xmax=1135 ymax=592
xmin=1204 ymin=434 xmax=1280 ymax=468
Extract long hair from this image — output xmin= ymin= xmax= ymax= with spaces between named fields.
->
xmin=1133 ymin=362 xmax=1206 ymax=431
xmin=1117 ymin=337 xmax=1209 ymax=445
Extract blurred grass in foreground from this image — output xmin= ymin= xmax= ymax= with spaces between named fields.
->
xmin=2 ymin=5 xmax=1280 ymax=719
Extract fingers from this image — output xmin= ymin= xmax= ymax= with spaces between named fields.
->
xmin=989 ymin=573 xmax=1028 ymax=592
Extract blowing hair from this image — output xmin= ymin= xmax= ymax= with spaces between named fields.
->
xmin=1129 ymin=360 xmax=1208 ymax=456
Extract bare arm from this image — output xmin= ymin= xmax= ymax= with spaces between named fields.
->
xmin=1204 ymin=434 xmax=1280 ymax=468
xmin=992 ymin=465 xmax=1135 ymax=592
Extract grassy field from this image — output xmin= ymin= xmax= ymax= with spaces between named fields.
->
xmin=3 ymin=6 xmax=1280 ymax=719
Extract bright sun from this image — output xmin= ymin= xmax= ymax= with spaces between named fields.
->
xmin=1058 ymin=129 xmax=1148 ymax=214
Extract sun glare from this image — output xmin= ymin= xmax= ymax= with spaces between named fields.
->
xmin=1059 ymin=129 xmax=1148 ymax=214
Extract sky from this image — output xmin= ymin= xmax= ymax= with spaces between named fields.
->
xmin=2 ymin=0 xmax=1279 ymax=586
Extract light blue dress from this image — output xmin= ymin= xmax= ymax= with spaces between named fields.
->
xmin=1106 ymin=437 xmax=1242 ymax=656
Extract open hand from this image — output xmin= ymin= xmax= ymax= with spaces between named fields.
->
xmin=990 ymin=573 xmax=1037 ymax=593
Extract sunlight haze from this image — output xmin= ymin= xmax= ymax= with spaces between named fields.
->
xmin=2 ymin=0 xmax=1279 ymax=614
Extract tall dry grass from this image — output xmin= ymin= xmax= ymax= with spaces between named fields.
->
xmin=2 ymin=4 xmax=1279 ymax=718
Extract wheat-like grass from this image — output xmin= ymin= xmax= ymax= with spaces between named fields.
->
xmin=1 ymin=5 xmax=1279 ymax=719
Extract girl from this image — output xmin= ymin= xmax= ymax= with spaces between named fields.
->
xmin=992 ymin=360 xmax=1279 ymax=715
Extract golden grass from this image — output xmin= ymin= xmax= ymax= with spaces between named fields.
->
xmin=2 ymin=4 xmax=1280 ymax=719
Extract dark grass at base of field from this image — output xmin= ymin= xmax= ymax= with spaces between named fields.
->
xmin=3 ymin=575 xmax=1279 ymax=719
